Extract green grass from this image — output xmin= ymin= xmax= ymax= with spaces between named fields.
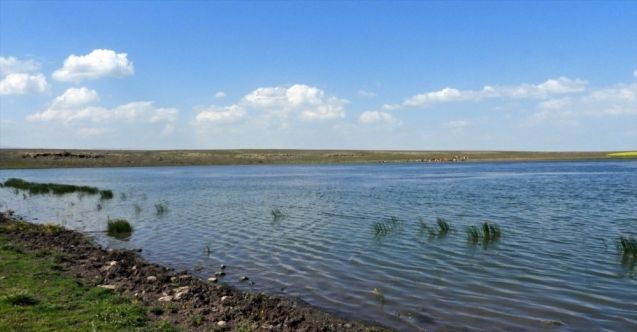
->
xmin=373 ymin=216 xmax=403 ymax=238
xmin=467 ymin=221 xmax=502 ymax=245
xmin=607 ymin=151 xmax=637 ymax=158
xmin=106 ymin=219 xmax=133 ymax=239
xmin=2 ymin=178 xmax=113 ymax=200
xmin=419 ymin=217 xmax=451 ymax=238
xmin=0 ymin=236 xmax=178 ymax=332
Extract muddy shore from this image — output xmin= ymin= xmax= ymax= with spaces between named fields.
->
xmin=0 ymin=212 xmax=390 ymax=332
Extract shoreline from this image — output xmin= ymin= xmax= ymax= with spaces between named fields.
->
xmin=1 ymin=148 xmax=633 ymax=169
xmin=0 ymin=212 xmax=390 ymax=331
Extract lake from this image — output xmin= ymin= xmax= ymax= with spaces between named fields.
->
xmin=1 ymin=161 xmax=636 ymax=331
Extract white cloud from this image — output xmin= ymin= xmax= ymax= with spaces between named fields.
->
xmin=0 ymin=56 xmax=48 ymax=95
xmin=389 ymin=77 xmax=588 ymax=109
xmin=27 ymin=88 xmax=178 ymax=134
xmin=358 ymin=89 xmax=376 ymax=97
xmin=0 ymin=56 xmax=39 ymax=76
xmin=443 ymin=120 xmax=469 ymax=130
xmin=195 ymin=105 xmax=246 ymax=124
xmin=215 ymin=91 xmax=226 ymax=98
xmin=52 ymin=49 xmax=134 ymax=82
xmin=242 ymin=84 xmax=347 ymax=121
xmin=359 ymin=111 xmax=401 ymax=126
xmin=0 ymin=73 xmax=48 ymax=95
xmin=634 ymin=69 xmax=637 ymax=79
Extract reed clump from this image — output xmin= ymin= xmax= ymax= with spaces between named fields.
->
xmin=373 ymin=216 xmax=402 ymax=238
xmin=618 ymin=236 xmax=637 ymax=257
xmin=419 ymin=217 xmax=451 ymax=238
xmin=467 ymin=221 xmax=501 ymax=245
xmin=106 ymin=218 xmax=133 ymax=239
xmin=3 ymin=178 xmax=113 ymax=200
xmin=155 ymin=201 xmax=169 ymax=216
xmin=271 ymin=208 xmax=284 ymax=222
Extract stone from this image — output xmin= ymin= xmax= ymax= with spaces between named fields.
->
xmin=215 ymin=271 xmax=226 ymax=277
xmin=239 ymin=276 xmax=249 ymax=281
xmin=147 ymin=276 xmax=157 ymax=282
xmin=98 ymin=284 xmax=116 ymax=290
xmin=174 ymin=286 xmax=190 ymax=300
xmin=207 ymin=277 xmax=218 ymax=283
xmin=158 ymin=295 xmax=173 ymax=302
xmin=221 ymin=295 xmax=231 ymax=302
xmin=178 ymin=274 xmax=191 ymax=281
xmin=220 ymin=264 xmax=226 ymax=269
xmin=217 ymin=320 xmax=227 ymax=327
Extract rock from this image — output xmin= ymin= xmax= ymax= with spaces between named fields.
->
xmin=239 ymin=276 xmax=249 ymax=281
xmin=207 ymin=277 xmax=218 ymax=283
xmin=174 ymin=286 xmax=189 ymax=300
xmin=98 ymin=284 xmax=116 ymax=290
xmin=221 ymin=295 xmax=231 ymax=302
xmin=146 ymin=276 xmax=157 ymax=283
xmin=344 ymin=323 xmax=352 ymax=328
xmin=215 ymin=271 xmax=225 ymax=277
xmin=158 ymin=295 xmax=173 ymax=302
xmin=217 ymin=320 xmax=227 ymax=327
xmin=178 ymin=274 xmax=191 ymax=281
xmin=170 ymin=276 xmax=177 ymax=282
xmin=220 ymin=264 xmax=226 ymax=269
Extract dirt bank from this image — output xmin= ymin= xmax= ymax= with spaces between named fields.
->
xmin=0 ymin=212 xmax=390 ymax=332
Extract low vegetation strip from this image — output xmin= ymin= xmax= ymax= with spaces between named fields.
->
xmin=0 ymin=149 xmax=629 ymax=169
xmin=0 ymin=213 xmax=390 ymax=332
xmin=607 ymin=151 xmax=637 ymax=158
xmin=2 ymin=178 xmax=113 ymax=199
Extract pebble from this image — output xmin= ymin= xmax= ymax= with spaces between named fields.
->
xmin=170 ymin=276 xmax=177 ymax=282
xmin=214 ymin=271 xmax=226 ymax=277
xmin=174 ymin=286 xmax=190 ymax=300
xmin=344 ymin=323 xmax=352 ymax=328
xmin=98 ymin=284 xmax=116 ymax=290
xmin=146 ymin=276 xmax=157 ymax=283
xmin=207 ymin=277 xmax=218 ymax=283
xmin=178 ymin=274 xmax=191 ymax=281
xmin=217 ymin=320 xmax=227 ymax=327
xmin=239 ymin=276 xmax=249 ymax=281
xmin=221 ymin=295 xmax=231 ymax=302
xmin=220 ymin=264 xmax=226 ymax=269
xmin=158 ymin=295 xmax=173 ymax=302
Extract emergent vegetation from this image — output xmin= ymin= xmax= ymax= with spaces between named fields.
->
xmin=467 ymin=222 xmax=502 ymax=245
xmin=2 ymin=178 xmax=113 ymax=200
xmin=106 ymin=219 xmax=133 ymax=239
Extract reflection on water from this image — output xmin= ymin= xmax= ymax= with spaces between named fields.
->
xmin=1 ymin=161 xmax=636 ymax=331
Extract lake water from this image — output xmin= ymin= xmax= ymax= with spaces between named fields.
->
xmin=1 ymin=161 xmax=636 ymax=331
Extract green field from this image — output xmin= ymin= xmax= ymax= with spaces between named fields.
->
xmin=0 ymin=149 xmax=631 ymax=169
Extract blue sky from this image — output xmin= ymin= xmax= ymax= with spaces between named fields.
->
xmin=1 ymin=1 xmax=635 ymax=150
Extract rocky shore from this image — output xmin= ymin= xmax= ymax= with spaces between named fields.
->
xmin=0 ymin=212 xmax=390 ymax=332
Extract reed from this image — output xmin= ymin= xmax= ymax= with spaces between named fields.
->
xmin=418 ymin=217 xmax=451 ymax=238
xmin=618 ymin=236 xmax=637 ymax=257
xmin=373 ymin=216 xmax=403 ymax=238
xmin=155 ymin=201 xmax=169 ymax=216
xmin=2 ymin=178 xmax=113 ymax=200
xmin=271 ymin=208 xmax=284 ymax=221
xmin=106 ymin=218 xmax=133 ymax=239
xmin=467 ymin=221 xmax=501 ymax=245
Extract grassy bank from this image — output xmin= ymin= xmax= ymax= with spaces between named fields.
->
xmin=0 ymin=149 xmax=629 ymax=169
xmin=0 ymin=235 xmax=178 ymax=332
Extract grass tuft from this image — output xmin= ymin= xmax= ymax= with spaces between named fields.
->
xmin=271 ymin=208 xmax=284 ymax=222
xmin=618 ymin=235 xmax=637 ymax=257
xmin=155 ymin=201 xmax=169 ymax=217
xmin=373 ymin=216 xmax=403 ymax=238
xmin=4 ymin=293 xmax=39 ymax=306
xmin=106 ymin=219 xmax=133 ymax=239
xmin=2 ymin=178 xmax=112 ymax=199
xmin=467 ymin=221 xmax=501 ymax=246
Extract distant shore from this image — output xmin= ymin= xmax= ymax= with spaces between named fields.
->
xmin=0 ymin=149 xmax=634 ymax=169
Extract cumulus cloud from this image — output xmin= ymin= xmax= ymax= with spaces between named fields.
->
xmin=215 ymin=91 xmax=226 ymax=98
xmin=387 ymin=77 xmax=588 ymax=109
xmin=0 ymin=56 xmax=40 ymax=76
xmin=27 ymin=87 xmax=178 ymax=134
xmin=242 ymin=84 xmax=347 ymax=121
xmin=195 ymin=105 xmax=246 ymax=124
xmin=52 ymin=49 xmax=134 ymax=82
xmin=358 ymin=111 xmax=401 ymax=126
xmin=0 ymin=56 xmax=48 ymax=95
xmin=527 ymin=81 xmax=636 ymax=124
xmin=0 ymin=73 xmax=48 ymax=95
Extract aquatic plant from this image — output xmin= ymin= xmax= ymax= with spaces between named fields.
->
xmin=467 ymin=221 xmax=501 ymax=245
xmin=618 ymin=236 xmax=637 ymax=257
xmin=419 ymin=217 xmax=452 ymax=238
xmin=373 ymin=216 xmax=403 ymax=238
xmin=96 ymin=203 xmax=103 ymax=211
xmin=271 ymin=208 xmax=284 ymax=222
xmin=133 ymin=204 xmax=143 ymax=215
xmin=155 ymin=201 xmax=169 ymax=216
xmin=106 ymin=218 xmax=133 ymax=239
xmin=2 ymin=178 xmax=113 ymax=200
